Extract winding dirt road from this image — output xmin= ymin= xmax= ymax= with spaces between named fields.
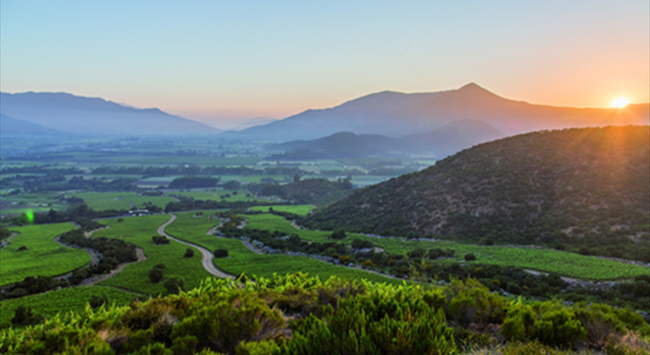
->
xmin=158 ymin=214 xmax=234 ymax=279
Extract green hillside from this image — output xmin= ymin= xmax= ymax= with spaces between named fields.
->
xmin=304 ymin=126 xmax=650 ymax=261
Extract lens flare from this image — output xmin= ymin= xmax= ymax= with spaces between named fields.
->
xmin=25 ymin=210 xmax=34 ymax=224
xmin=611 ymin=98 xmax=629 ymax=108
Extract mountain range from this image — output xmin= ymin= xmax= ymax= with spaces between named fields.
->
xmin=0 ymin=92 xmax=221 ymax=136
xmin=268 ymin=119 xmax=505 ymax=158
xmin=228 ymin=83 xmax=650 ymax=141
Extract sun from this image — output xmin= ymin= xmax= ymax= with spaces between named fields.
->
xmin=611 ymin=97 xmax=629 ymax=108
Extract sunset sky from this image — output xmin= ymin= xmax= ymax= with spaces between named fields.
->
xmin=1 ymin=1 xmax=648 ymax=129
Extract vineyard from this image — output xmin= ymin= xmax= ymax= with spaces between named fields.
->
xmin=0 ymin=223 xmax=88 ymax=286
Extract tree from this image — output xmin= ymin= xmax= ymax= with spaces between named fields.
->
xmin=164 ymin=277 xmax=185 ymax=294
xmin=89 ymin=294 xmax=109 ymax=309
xmin=293 ymin=174 xmax=301 ymax=183
xmin=223 ymin=180 xmax=241 ymax=190
xmin=329 ymin=229 xmax=347 ymax=240
xmin=464 ymin=253 xmax=477 ymax=261
xmin=149 ymin=265 xmax=165 ymax=283
xmin=214 ymin=248 xmax=229 ymax=258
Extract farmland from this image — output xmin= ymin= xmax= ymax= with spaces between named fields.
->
xmin=243 ymin=213 xmax=650 ymax=281
xmin=70 ymin=192 xmax=133 ymax=211
xmin=0 ymin=223 xmax=89 ymax=286
xmin=249 ymin=204 xmax=316 ymax=215
xmin=92 ymin=215 xmax=212 ymax=295
xmin=164 ymin=211 xmax=398 ymax=284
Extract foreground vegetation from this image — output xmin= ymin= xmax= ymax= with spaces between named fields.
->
xmin=2 ymin=274 xmax=648 ymax=354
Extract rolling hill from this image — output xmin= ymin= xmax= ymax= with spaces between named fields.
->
xmin=303 ymin=126 xmax=650 ymax=261
xmin=0 ymin=92 xmax=221 ymax=136
xmin=228 ymin=83 xmax=649 ymax=140
xmin=268 ymin=120 xmax=504 ymax=159
xmin=268 ymin=131 xmax=411 ymax=159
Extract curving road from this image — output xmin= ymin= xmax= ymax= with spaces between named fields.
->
xmin=157 ymin=213 xmax=234 ymax=279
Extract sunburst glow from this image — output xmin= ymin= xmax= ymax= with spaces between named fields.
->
xmin=611 ymin=97 xmax=629 ymax=108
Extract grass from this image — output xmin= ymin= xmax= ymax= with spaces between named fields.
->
xmin=128 ymin=195 xmax=175 ymax=209
xmin=70 ymin=192 xmax=134 ymax=211
xmin=110 ymin=156 xmax=261 ymax=166
xmin=0 ymin=223 xmax=90 ymax=286
xmin=239 ymin=175 xmax=288 ymax=183
xmin=164 ymin=211 xmax=399 ymax=285
xmin=0 ymin=285 xmax=140 ymax=329
xmin=244 ymin=213 xmax=650 ymax=281
xmin=93 ymin=215 xmax=213 ymax=296
xmin=69 ymin=192 xmax=175 ymax=210
xmin=249 ymin=204 xmax=316 ymax=216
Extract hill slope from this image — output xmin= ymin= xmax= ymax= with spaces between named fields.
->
xmin=304 ymin=126 xmax=650 ymax=261
xmin=268 ymin=131 xmax=411 ymax=159
xmin=0 ymin=92 xmax=220 ymax=135
xmin=0 ymin=114 xmax=68 ymax=137
xmin=228 ymin=83 xmax=649 ymax=140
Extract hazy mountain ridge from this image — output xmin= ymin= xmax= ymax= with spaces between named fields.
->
xmin=229 ymin=83 xmax=650 ymax=140
xmin=268 ymin=120 xmax=504 ymax=158
xmin=303 ymin=126 xmax=650 ymax=261
xmin=0 ymin=114 xmax=69 ymax=137
xmin=0 ymin=92 xmax=221 ymax=136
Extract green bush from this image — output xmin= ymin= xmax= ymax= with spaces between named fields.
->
xmin=283 ymin=285 xmax=457 ymax=354
xmin=164 ymin=277 xmax=186 ymax=295
xmin=214 ymin=248 xmax=229 ymax=258
xmin=532 ymin=308 xmax=586 ymax=349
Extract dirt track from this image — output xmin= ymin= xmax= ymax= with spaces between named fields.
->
xmin=158 ymin=214 xmax=234 ymax=279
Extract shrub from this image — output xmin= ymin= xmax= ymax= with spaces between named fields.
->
xmin=17 ymin=246 xmax=28 ymax=251
xmin=464 ymin=253 xmax=476 ymax=261
xmin=351 ymin=238 xmax=373 ymax=249
xmin=11 ymin=305 xmax=41 ymax=326
xmin=361 ymin=260 xmax=376 ymax=269
xmin=444 ymin=278 xmax=508 ymax=329
xmin=149 ymin=268 xmax=164 ymax=283
xmin=328 ymin=229 xmax=347 ymax=240
xmin=164 ymin=277 xmax=186 ymax=295
xmin=89 ymin=294 xmax=109 ymax=309
xmin=283 ymin=285 xmax=456 ymax=354
xmin=171 ymin=290 xmax=285 ymax=354
xmin=533 ymin=308 xmax=586 ymax=349
xmin=152 ymin=235 xmax=170 ymax=245
xmin=184 ymin=248 xmax=195 ymax=258
xmin=213 ymin=248 xmax=229 ymax=258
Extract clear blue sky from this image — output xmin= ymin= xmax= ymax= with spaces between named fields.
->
xmin=1 ymin=1 xmax=648 ymax=128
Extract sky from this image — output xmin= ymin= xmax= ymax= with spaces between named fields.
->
xmin=1 ymin=1 xmax=648 ymax=129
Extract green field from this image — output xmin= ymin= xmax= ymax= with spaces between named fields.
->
xmin=93 ymin=215 xmax=213 ymax=295
xmin=165 ymin=212 xmax=398 ymax=284
xmin=0 ymin=192 xmax=66 ymax=217
xmin=110 ymin=156 xmax=261 ymax=166
xmin=70 ymin=192 xmax=134 ymax=210
xmin=69 ymin=192 xmax=175 ymax=210
xmin=244 ymin=213 xmax=650 ymax=281
xmin=0 ymin=223 xmax=90 ymax=286
xmin=239 ymin=175 xmax=288 ymax=183
xmin=128 ymin=195 xmax=176 ymax=209
xmin=249 ymin=204 xmax=315 ymax=216
xmin=0 ymin=285 xmax=140 ymax=329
